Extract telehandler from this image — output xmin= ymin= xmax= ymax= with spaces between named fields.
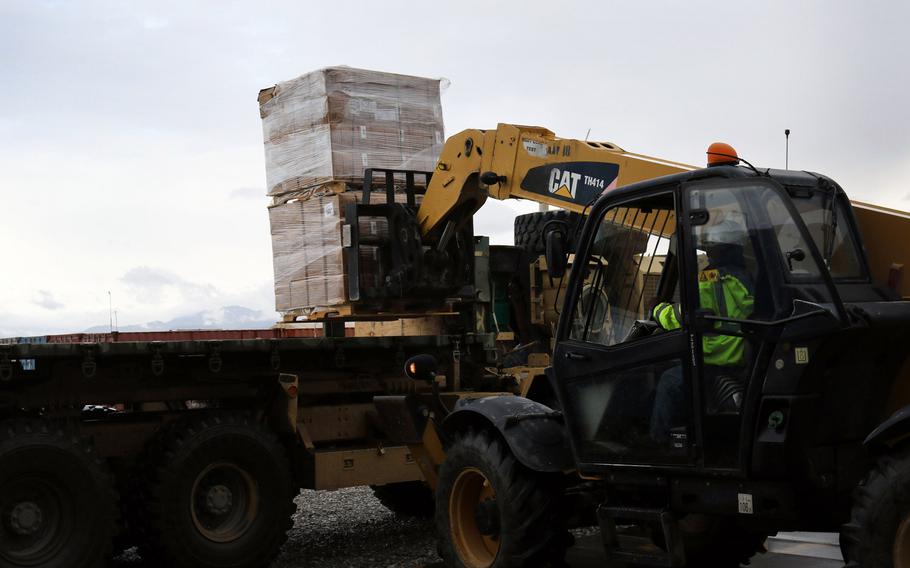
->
xmin=403 ymin=141 xmax=910 ymax=568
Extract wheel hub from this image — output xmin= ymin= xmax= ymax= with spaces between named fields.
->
xmin=190 ymin=462 xmax=260 ymax=544
xmin=205 ymin=484 xmax=233 ymax=515
xmin=9 ymin=501 xmax=43 ymax=536
xmin=474 ymin=499 xmax=500 ymax=537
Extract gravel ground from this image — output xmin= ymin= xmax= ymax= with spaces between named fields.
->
xmin=274 ymin=487 xmax=440 ymax=568
xmin=113 ymin=486 xmax=441 ymax=568
xmin=113 ymin=486 xmax=600 ymax=568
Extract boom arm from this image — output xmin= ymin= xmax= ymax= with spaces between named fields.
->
xmin=416 ymin=123 xmax=695 ymax=240
xmin=416 ymin=123 xmax=910 ymax=302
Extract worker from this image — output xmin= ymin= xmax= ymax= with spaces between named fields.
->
xmin=649 ymin=217 xmax=755 ymax=444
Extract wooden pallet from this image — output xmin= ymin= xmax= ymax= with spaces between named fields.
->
xmin=279 ymin=299 xmax=458 ymax=322
xmin=269 ymin=176 xmax=430 ymax=206
xmin=275 ymin=313 xmax=456 ymax=337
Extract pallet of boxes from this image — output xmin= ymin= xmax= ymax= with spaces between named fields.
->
xmin=259 ymin=66 xmax=449 ymax=336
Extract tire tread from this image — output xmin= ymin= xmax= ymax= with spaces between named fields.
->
xmin=0 ymin=418 xmax=117 ymax=568
xmin=436 ymin=428 xmax=567 ymax=567
xmin=133 ymin=412 xmax=295 ymax=568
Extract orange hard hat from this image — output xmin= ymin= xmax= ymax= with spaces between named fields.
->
xmin=706 ymin=142 xmax=740 ymax=167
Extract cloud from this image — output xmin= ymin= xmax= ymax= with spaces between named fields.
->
xmin=32 ymin=290 xmax=64 ymax=310
xmin=121 ymin=266 xmax=217 ymax=305
xmin=83 ymin=304 xmax=275 ymax=333
xmin=140 ymin=15 xmax=169 ymax=30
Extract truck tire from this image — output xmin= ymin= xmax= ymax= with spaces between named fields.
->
xmin=371 ymin=481 xmax=435 ymax=517
xmin=514 ymin=210 xmax=582 ymax=254
xmin=841 ymin=446 xmax=910 ymax=568
xmin=134 ymin=412 xmax=296 ymax=568
xmin=0 ymin=419 xmax=117 ymax=568
xmin=436 ymin=428 xmax=567 ymax=568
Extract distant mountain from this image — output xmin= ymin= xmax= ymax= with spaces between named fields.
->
xmin=85 ymin=305 xmax=278 ymax=333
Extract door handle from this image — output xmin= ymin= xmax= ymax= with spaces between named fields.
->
xmin=564 ymin=351 xmax=589 ymax=361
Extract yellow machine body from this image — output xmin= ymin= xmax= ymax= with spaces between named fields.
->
xmin=416 ymin=124 xmax=694 ymax=238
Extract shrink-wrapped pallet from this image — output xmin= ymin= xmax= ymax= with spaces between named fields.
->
xmin=269 ymin=191 xmax=420 ymax=314
xmin=259 ymin=67 xmax=445 ymax=199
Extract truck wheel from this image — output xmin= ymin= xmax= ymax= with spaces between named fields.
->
xmin=514 ymin=210 xmax=582 ymax=254
xmin=436 ymin=429 xmax=566 ymax=568
xmin=135 ymin=413 xmax=296 ymax=568
xmin=371 ymin=481 xmax=434 ymax=517
xmin=842 ymin=447 xmax=910 ymax=568
xmin=0 ymin=419 xmax=116 ymax=568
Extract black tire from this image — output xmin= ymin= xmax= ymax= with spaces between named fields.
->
xmin=371 ymin=481 xmax=435 ymax=517
xmin=436 ymin=429 xmax=567 ymax=568
xmin=134 ymin=412 xmax=296 ymax=568
xmin=0 ymin=419 xmax=117 ymax=568
xmin=514 ymin=210 xmax=582 ymax=254
xmin=841 ymin=447 xmax=910 ymax=568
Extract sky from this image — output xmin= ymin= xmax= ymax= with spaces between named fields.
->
xmin=1 ymin=0 xmax=909 ymax=337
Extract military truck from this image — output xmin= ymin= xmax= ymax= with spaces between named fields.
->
xmin=0 ymin=121 xmax=705 ymax=568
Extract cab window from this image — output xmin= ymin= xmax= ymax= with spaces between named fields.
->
xmin=790 ymin=191 xmax=864 ymax=279
xmin=569 ymin=193 xmax=679 ymax=347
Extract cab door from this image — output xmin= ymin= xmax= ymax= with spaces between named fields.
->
xmin=679 ymin=178 xmax=835 ymax=469
xmin=551 ymin=187 xmax=699 ymax=471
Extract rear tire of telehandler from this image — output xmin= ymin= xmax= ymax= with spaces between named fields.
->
xmin=0 ymin=418 xmax=117 ymax=568
xmin=841 ymin=446 xmax=910 ymax=568
xmin=436 ymin=428 xmax=567 ymax=568
xmin=514 ymin=210 xmax=582 ymax=254
xmin=134 ymin=412 xmax=296 ymax=568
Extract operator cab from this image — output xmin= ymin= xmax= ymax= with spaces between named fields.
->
xmin=551 ymin=162 xmax=881 ymax=476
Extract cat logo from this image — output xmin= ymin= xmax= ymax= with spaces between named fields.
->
xmin=548 ymin=168 xmax=582 ymax=199
xmin=522 ymin=161 xmax=619 ymax=205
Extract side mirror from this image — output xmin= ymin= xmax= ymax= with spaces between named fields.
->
xmin=545 ymin=229 xmax=568 ymax=278
xmin=404 ymin=354 xmax=438 ymax=383
xmin=786 ymin=248 xmax=806 ymax=271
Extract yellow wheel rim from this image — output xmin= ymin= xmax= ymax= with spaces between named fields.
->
xmin=449 ymin=467 xmax=500 ymax=568
xmin=895 ymin=514 xmax=910 ymax=568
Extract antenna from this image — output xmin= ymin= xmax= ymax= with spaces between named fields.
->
xmin=785 ymin=129 xmax=791 ymax=170
xmin=108 ymin=291 xmax=113 ymax=333
xmin=585 ymin=128 xmax=591 ymax=141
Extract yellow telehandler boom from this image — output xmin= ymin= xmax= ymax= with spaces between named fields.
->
xmin=418 ymin=123 xmax=910 ymax=300
xmin=416 ymin=123 xmax=694 ymax=239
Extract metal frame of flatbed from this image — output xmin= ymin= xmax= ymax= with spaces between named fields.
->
xmin=0 ymin=329 xmax=494 ymax=491
xmin=0 ymin=330 xmax=489 ymax=403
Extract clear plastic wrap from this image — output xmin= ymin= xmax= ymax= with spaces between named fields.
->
xmin=259 ymin=67 xmax=445 ymax=198
xmin=269 ymin=191 xmax=421 ymax=313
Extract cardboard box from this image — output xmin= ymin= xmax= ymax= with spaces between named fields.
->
xmin=269 ymin=190 xmax=421 ymax=313
xmin=259 ymin=67 xmax=445 ymax=198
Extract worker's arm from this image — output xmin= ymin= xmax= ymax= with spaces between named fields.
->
xmin=653 ymin=302 xmax=682 ymax=331
xmin=416 ymin=123 xmax=694 ymax=241
xmin=723 ymin=275 xmax=755 ymax=319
